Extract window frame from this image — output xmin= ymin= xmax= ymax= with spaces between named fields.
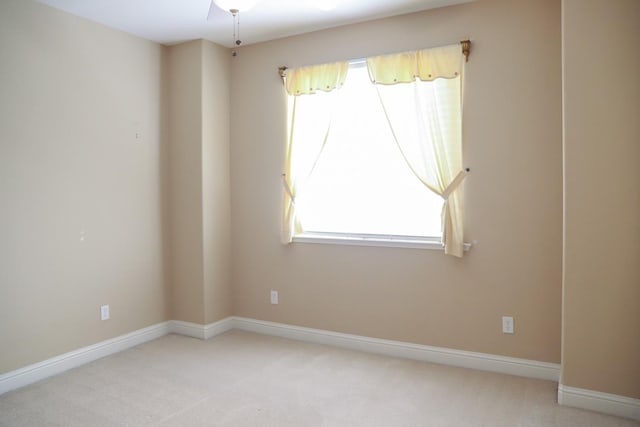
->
xmin=293 ymin=231 xmax=471 ymax=251
xmin=289 ymin=61 xmax=447 ymax=246
xmin=282 ymin=43 xmax=468 ymax=254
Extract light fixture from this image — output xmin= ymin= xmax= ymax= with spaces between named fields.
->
xmin=209 ymin=0 xmax=259 ymax=56
xmin=212 ymin=0 xmax=258 ymax=13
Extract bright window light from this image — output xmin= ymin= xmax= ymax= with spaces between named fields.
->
xmin=295 ymin=64 xmax=443 ymax=238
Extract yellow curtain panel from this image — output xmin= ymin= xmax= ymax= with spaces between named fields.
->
xmin=281 ymin=60 xmax=349 ymax=243
xmin=367 ymin=43 xmax=463 ymax=84
xmin=367 ymin=43 xmax=467 ymax=257
xmin=285 ymin=61 xmax=349 ymax=96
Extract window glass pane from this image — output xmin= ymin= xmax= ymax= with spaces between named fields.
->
xmin=296 ymin=65 xmax=443 ymax=237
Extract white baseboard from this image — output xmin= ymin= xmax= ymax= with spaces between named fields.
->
xmin=558 ymin=384 xmax=640 ymax=421
xmin=3 ymin=315 xmax=637 ymax=422
xmin=168 ymin=318 xmax=234 ymax=340
xmin=0 ymin=322 xmax=170 ymax=395
xmin=0 ymin=316 xmax=561 ymax=398
xmin=166 ymin=320 xmax=204 ymax=339
xmin=230 ymin=317 xmax=561 ymax=381
xmin=0 ymin=318 xmax=236 ymax=396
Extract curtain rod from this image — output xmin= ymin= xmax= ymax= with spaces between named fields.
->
xmin=278 ymin=39 xmax=471 ymax=83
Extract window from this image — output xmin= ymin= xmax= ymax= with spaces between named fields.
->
xmin=282 ymin=44 xmax=467 ymax=256
xmin=295 ymin=63 xmax=444 ymax=238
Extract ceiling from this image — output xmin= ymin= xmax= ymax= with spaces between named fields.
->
xmin=37 ymin=0 xmax=473 ymax=48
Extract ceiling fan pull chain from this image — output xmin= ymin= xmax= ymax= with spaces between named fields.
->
xmin=230 ymin=8 xmax=242 ymax=56
xmin=237 ymin=11 xmax=240 ymax=46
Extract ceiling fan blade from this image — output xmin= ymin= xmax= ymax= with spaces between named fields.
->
xmin=206 ymin=1 xmax=215 ymax=21
xmin=206 ymin=1 xmax=228 ymax=21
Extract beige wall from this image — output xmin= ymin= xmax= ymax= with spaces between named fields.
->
xmin=202 ymin=41 xmax=233 ymax=324
xmin=167 ymin=40 xmax=206 ymax=324
xmin=562 ymin=0 xmax=640 ymax=399
xmin=167 ymin=40 xmax=232 ymax=324
xmin=230 ymin=0 xmax=563 ymax=362
xmin=0 ymin=1 xmax=232 ymax=376
xmin=3 ymin=0 xmax=638 ymax=405
xmin=0 ymin=1 xmax=168 ymax=373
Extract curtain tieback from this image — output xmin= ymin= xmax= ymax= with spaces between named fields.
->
xmin=441 ymin=169 xmax=469 ymax=200
xmin=282 ymin=173 xmax=296 ymax=203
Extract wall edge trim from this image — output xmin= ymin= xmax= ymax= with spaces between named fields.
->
xmin=0 ymin=316 xmax=562 ymax=397
xmin=167 ymin=318 xmax=234 ymax=340
xmin=230 ymin=317 xmax=560 ymax=381
xmin=0 ymin=322 xmax=170 ymax=395
xmin=558 ymin=384 xmax=640 ymax=421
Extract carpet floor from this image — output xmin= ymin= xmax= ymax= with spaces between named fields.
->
xmin=0 ymin=330 xmax=638 ymax=427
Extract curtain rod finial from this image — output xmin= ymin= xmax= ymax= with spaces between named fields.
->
xmin=460 ymin=40 xmax=471 ymax=62
xmin=279 ymin=66 xmax=288 ymax=83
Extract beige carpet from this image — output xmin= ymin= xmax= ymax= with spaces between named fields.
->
xmin=0 ymin=330 xmax=637 ymax=427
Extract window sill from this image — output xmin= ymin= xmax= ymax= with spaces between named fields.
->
xmin=293 ymin=232 xmax=472 ymax=251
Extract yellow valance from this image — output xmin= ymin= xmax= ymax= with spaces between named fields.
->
xmin=367 ymin=43 xmax=463 ymax=85
xmin=285 ymin=61 xmax=349 ymax=96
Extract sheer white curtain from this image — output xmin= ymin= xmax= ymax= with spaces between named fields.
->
xmin=281 ymin=62 xmax=348 ymax=243
xmin=367 ymin=44 xmax=467 ymax=256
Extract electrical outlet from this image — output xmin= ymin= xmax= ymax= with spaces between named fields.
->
xmin=502 ymin=316 xmax=514 ymax=334
xmin=101 ymin=305 xmax=110 ymax=320
xmin=270 ymin=290 xmax=278 ymax=305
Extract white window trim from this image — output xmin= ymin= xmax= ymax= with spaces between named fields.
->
xmin=293 ymin=232 xmax=471 ymax=251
